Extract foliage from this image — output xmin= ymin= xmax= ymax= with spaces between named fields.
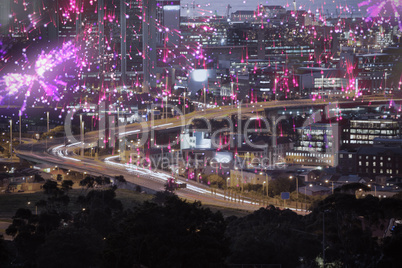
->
xmin=103 ymin=194 xmax=228 ymax=268
xmin=40 ymin=125 xmax=65 ymax=140
xmin=61 ymin=180 xmax=74 ymax=192
xmin=5 ymin=208 xmax=60 ymax=266
xmin=207 ymin=174 xmax=225 ymax=189
xmin=152 ymin=190 xmax=175 ymax=205
xmin=269 ymin=176 xmax=296 ymax=197
xmin=226 ymin=206 xmax=321 ymax=268
xmin=74 ymin=189 xmax=123 ymax=236
xmin=5 ymin=180 xmax=402 ymax=267
xmin=79 ymin=176 xmax=95 ymax=188
xmin=114 ymin=175 xmax=126 ymax=185
xmin=380 ymin=225 xmax=402 ymax=267
xmin=36 ymin=227 xmax=103 ymax=268
xmin=305 ymin=193 xmax=402 ymax=267
xmin=0 ymin=235 xmax=9 ymax=266
xmin=334 ymin=183 xmax=371 ymax=194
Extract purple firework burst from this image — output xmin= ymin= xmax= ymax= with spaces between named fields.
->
xmin=0 ymin=41 xmax=78 ymax=110
xmin=359 ymin=0 xmax=402 ymax=26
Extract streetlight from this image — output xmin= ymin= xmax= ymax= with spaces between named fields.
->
xmin=45 ymin=111 xmax=49 ymax=150
xmin=325 ymin=180 xmax=334 ymax=194
xmin=290 ymin=175 xmax=298 ymax=199
xmin=304 ymin=184 xmax=313 ymax=212
xmin=19 ymin=110 xmax=22 ymax=144
xmin=80 ymin=114 xmax=84 ymax=157
xmin=204 ymin=87 xmax=206 ymax=111
xmin=9 ymin=119 xmax=12 ymax=158
xmin=182 ymin=92 xmax=186 ymax=114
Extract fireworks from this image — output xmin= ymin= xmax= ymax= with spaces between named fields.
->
xmin=0 ymin=41 xmax=78 ymax=110
xmin=359 ymin=0 xmax=402 ymax=19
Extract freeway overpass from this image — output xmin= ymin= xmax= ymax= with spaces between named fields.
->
xmin=15 ymin=96 xmax=401 ymax=212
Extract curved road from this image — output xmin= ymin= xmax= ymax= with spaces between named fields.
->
xmin=15 ymin=96 xmax=401 ymax=212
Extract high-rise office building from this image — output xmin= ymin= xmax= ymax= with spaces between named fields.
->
xmin=156 ymin=0 xmax=180 ymax=48
xmin=0 ymin=0 xmax=11 ymax=35
xmin=47 ymin=0 xmax=158 ymax=90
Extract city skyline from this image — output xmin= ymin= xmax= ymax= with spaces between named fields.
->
xmin=0 ymin=1 xmax=402 ymax=266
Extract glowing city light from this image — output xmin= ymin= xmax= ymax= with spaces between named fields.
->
xmin=1 ymin=41 xmax=78 ymax=111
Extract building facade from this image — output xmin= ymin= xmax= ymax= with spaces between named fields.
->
xmin=286 ymin=123 xmax=339 ymax=166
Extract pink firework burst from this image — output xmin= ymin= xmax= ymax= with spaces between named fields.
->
xmin=1 ymin=41 xmax=78 ymax=110
xmin=359 ymin=0 xmax=402 ymax=18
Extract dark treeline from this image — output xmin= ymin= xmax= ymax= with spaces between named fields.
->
xmin=1 ymin=181 xmax=402 ymax=268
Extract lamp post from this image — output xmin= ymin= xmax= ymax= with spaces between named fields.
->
xmin=19 ymin=110 xmax=22 ymax=144
xmin=80 ymin=114 xmax=84 ymax=156
xmin=240 ymin=168 xmax=244 ymax=193
xmin=47 ymin=111 xmax=49 ymax=133
xmin=305 ymin=185 xmax=307 ymax=212
xmin=204 ymin=87 xmax=206 ymax=111
xmin=290 ymin=176 xmax=298 ymax=199
xmin=182 ymin=92 xmax=186 ymax=115
xmin=323 ymin=211 xmax=326 ymax=268
xmin=227 ymin=177 xmax=230 ymax=201
xmin=45 ymin=111 xmax=49 ymax=150
xmin=9 ymin=119 xmax=12 ymax=158
xmin=305 ymin=184 xmax=313 ymax=212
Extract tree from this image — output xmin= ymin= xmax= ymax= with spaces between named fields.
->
xmin=114 ymin=175 xmax=126 ymax=184
xmin=307 ymin=193 xmax=383 ymax=267
xmin=73 ymin=188 xmax=123 ymax=236
xmin=0 ymin=235 xmax=9 ymax=266
xmin=79 ymin=176 xmax=95 ymax=189
xmin=5 ymin=208 xmax=62 ymax=265
xmin=269 ymin=176 xmax=295 ymax=196
xmin=42 ymin=180 xmax=59 ymax=195
xmin=207 ymin=174 xmax=225 ymax=189
xmin=42 ymin=180 xmax=70 ymax=209
xmin=226 ymin=206 xmax=321 ymax=268
xmin=61 ymin=180 xmax=74 ymax=192
xmin=36 ymin=227 xmax=103 ymax=268
xmin=152 ymin=190 xmax=175 ymax=205
xmin=380 ymin=225 xmax=402 ymax=267
xmin=103 ymin=195 xmax=228 ymax=267
xmin=334 ymin=183 xmax=370 ymax=195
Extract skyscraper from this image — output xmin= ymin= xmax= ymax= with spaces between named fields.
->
xmin=50 ymin=0 xmax=158 ymax=90
xmin=0 ymin=0 xmax=11 ymax=35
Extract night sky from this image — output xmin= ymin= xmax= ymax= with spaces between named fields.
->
xmin=180 ymin=0 xmax=366 ymax=17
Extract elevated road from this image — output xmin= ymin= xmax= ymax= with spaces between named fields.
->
xmin=65 ymin=96 xmax=399 ymax=150
xmin=15 ymin=96 xmax=401 ymax=212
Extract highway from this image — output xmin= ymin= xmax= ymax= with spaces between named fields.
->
xmin=81 ymin=96 xmax=401 ymax=143
xmin=16 ymin=139 xmax=268 ymax=211
xmin=15 ymin=96 xmax=401 ymax=213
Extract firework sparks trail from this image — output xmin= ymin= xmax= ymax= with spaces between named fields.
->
xmin=359 ymin=0 xmax=402 ymax=27
xmin=0 ymin=41 xmax=78 ymax=110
